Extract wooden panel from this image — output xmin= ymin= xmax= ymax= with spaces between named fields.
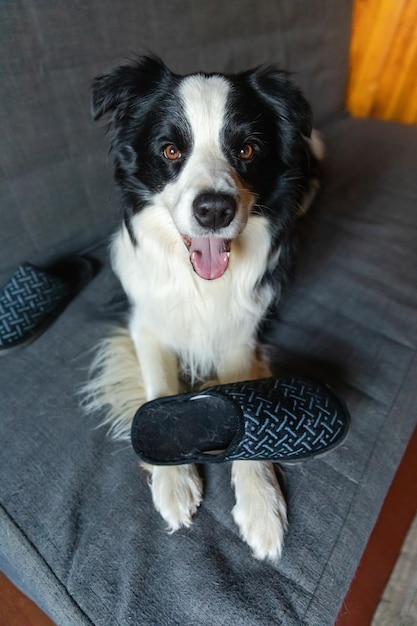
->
xmin=372 ymin=515 xmax=417 ymax=625
xmin=348 ymin=0 xmax=417 ymax=124
xmin=335 ymin=424 xmax=417 ymax=626
xmin=0 ymin=573 xmax=55 ymax=626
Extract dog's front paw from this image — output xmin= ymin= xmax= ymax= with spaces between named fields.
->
xmin=231 ymin=461 xmax=287 ymax=562
xmin=150 ymin=464 xmax=203 ymax=531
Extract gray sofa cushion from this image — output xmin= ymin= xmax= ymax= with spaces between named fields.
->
xmin=0 ymin=0 xmax=351 ymax=285
xmin=1 ymin=116 xmax=416 ymax=625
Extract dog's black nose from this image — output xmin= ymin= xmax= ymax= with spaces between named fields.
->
xmin=193 ymin=193 xmax=236 ymax=231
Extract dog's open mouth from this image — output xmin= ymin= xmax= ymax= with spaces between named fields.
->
xmin=182 ymin=235 xmax=231 ymax=280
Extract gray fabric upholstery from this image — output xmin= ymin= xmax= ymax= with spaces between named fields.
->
xmin=0 ymin=0 xmax=351 ymax=284
xmin=1 ymin=116 xmax=417 ymax=625
xmin=2 ymin=1 xmax=417 ymax=625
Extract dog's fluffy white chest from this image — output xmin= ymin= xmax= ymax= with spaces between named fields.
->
xmin=111 ymin=205 xmax=274 ymax=380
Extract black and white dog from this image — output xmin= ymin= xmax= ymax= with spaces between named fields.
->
xmin=87 ymin=55 xmax=323 ymax=561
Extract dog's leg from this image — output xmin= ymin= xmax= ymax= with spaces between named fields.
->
xmin=149 ymin=465 xmax=203 ymax=531
xmin=130 ymin=327 xmax=180 ymax=401
xmin=219 ymin=348 xmax=288 ymax=561
xmin=131 ymin=326 xmax=203 ymax=530
xmin=231 ymin=461 xmax=287 ymax=561
xmin=217 ymin=345 xmax=269 ymax=384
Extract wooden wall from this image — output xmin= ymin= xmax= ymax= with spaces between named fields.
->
xmin=347 ymin=0 xmax=417 ymax=124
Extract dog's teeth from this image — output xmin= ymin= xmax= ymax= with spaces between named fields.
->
xmin=181 ymin=235 xmax=192 ymax=249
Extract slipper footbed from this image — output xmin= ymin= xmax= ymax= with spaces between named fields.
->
xmin=132 ymin=393 xmax=239 ymax=462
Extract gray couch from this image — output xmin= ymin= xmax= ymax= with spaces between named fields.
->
xmin=1 ymin=2 xmax=417 ymax=625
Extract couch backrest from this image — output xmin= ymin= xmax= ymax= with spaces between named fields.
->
xmin=0 ymin=0 xmax=352 ymax=284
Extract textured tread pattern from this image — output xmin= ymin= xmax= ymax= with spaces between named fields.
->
xmin=0 ymin=264 xmax=70 ymax=347
xmin=209 ymin=377 xmax=348 ymax=461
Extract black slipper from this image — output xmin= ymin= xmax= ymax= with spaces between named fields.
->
xmin=0 ymin=256 xmax=97 ymax=354
xmin=131 ymin=377 xmax=350 ymax=464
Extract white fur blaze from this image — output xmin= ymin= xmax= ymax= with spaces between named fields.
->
xmin=159 ymin=74 xmax=253 ymax=241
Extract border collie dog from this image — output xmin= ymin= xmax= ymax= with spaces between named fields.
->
xmin=87 ymin=55 xmax=323 ymax=561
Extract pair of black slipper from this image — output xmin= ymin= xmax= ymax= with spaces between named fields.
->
xmin=0 ymin=258 xmax=350 ymax=464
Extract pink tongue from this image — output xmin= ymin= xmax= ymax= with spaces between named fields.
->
xmin=189 ymin=237 xmax=230 ymax=280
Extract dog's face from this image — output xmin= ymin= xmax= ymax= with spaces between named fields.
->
xmin=92 ymin=56 xmax=312 ymax=280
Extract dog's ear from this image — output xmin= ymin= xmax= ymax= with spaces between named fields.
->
xmin=245 ymin=65 xmax=312 ymax=135
xmin=91 ymin=55 xmax=171 ymax=121
xmin=243 ymin=65 xmax=313 ymax=164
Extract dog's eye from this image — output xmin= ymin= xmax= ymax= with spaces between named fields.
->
xmin=238 ymin=144 xmax=254 ymax=161
xmin=163 ymin=144 xmax=182 ymax=161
